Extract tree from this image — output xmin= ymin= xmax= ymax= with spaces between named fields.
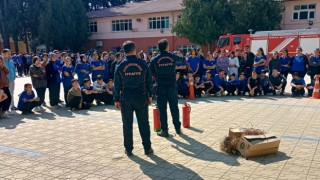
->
xmin=229 ymin=0 xmax=283 ymax=34
xmin=82 ymin=0 xmax=150 ymax=11
xmin=39 ymin=0 xmax=89 ymax=51
xmin=172 ymin=0 xmax=232 ymax=47
xmin=0 ymin=0 xmax=11 ymax=49
xmin=172 ymin=0 xmax=283 ymax=47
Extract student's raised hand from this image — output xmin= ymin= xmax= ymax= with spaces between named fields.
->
xmin=115 ymin=101 xmax=121 ymax=110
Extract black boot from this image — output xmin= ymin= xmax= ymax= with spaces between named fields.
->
xmin=157 ymin=130 xmax=169 ymax=137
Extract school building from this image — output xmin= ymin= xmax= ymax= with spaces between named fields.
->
xmin=86 ymin=0 xmax=199 ymax=54
xmin=281 ymin=0 xmax=320 ymax=30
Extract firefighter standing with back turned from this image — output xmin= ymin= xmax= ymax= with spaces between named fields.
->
xmin=114 ymin=41 xmax=154 ymax=156
xmin=150 ymin=39 xmax=182 ymax=137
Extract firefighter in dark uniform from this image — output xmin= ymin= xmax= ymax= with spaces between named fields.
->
xmin=114 ymin=41 xmax=153 ymax=156
xmin=150 ymin=39 xmax=181 ymax=137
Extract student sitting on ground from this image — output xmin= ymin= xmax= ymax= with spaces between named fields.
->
xmin=201 ymin=70 xmax=214 ymax=96
xmin=104 ymin=79 xmax=114 ymax=105
xmin=291 ymin=72 xmax=306 ymax=97
xmin=93 ymin=75 xmax=112 ymax=105
xmin=194 ymin=76 xmax=205 ymax=97
xmin=237 ymin=72 xmax=249 ymax=96
xmin=226 ymin=73 xmax=237 ymax=96
xmin=67 ymin=79 xmax=90 ymax=110
xmin=213 ymin=69 xmax=226 ymax=96
xmin=176 ymin=72 xmax=189 ymax=98
xmin=270 ymin=69 xmax=287 ymax=96
xmin=306 ymin=81 xmax=314 ymax=97
xmin=260 ymin=69 xmax=272 ymax=95
xmin=81 ymin=78 xmax=97 ymax=105
xmin=248 ymin=71 xmax=261 ymax=97
xmin=18 ymin=83 xmax=42 ymax=114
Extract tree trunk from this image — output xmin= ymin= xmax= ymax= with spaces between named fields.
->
xmin=13 ymin=37 xmax=19 ymax=53
xmin=24 ymin=30 xmax=29 ymax=53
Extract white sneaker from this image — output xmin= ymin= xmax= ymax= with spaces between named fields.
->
xmin=39 ymin=106 xmax=46 ymax=111
xmin=5 ymin=111 xmax=14 ymax=116
xmin=34 ymin=107 xmax=41 ymax=112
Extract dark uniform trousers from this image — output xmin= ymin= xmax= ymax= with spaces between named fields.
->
xmin=48 ymin=83 xmax=60 ymax=106
xmin=121 ymin=95 xmax=151 ymax=152
xmin=157 ymin=86 xmax=181 ymax=132
xmin=291 ymin=87 xmax=305 ymax=96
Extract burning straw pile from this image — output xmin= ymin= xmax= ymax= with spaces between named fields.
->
xmin=220 ymin=128 xmax=265 ymax=155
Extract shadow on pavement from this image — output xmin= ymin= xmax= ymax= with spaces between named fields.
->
xmin=250 ymin=151 xmax=291 ymax=164
xmin=130 ymin=154 xmax=204 ymax=179
xmin=168 ymin=134 xmax=240 ymax=166
xmin=0 ymin=118 xmax=26 ymax=129
xmin=186 ymin=127 xmax=204 ymax=134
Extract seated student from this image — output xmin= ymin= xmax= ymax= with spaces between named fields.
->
xmin=81 ymin=78 xmax=96 ymax=104
xmin=201 ymin=70 xmax=214 ymax=95
xmin=260 ymin=69 xmax=272 ymax=95
xmin=237 ymin=72 xmax=249 ymax=96
xmin=213 ymin=69 xmax=226 ymax=96
xmin=67 ymin=79 xmax=90 ymax=110
xmin=176 ymin=72 xmax=189 ymax=98
xmin=93 ymin=75 xmax=112 ymax=105
xmin=226 ymin=73 xmax=237 ymax=96
xmin=291 ymin=72 xmax=306 ymax=97
xmin=269 ymin=69 xmax=287 ymax=96
xmin=18 ymin=83 xmax=42 ymax=114
xmin=248 ymin=71 xmax=261 ymax=97
xmin=104 ymin=79 xmax=114 ymax=105
xmin=306 ymin=81 xmax=314 ymax=97
xmin=194 ymin=76 xmax=205 ymax=97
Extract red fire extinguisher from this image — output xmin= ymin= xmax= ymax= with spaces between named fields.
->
xmin=182 ymin=103 xmax=191 ymax=128
xmin=153 ymin=106 xmax=161 ymax=132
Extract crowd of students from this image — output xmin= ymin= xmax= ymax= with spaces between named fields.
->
xmin=0 ymin=45 xmax=319 ymax=117
xmin=175 ymin=46 xmax=320 ymax=98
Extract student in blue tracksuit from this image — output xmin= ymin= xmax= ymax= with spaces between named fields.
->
xmin=290 ymin=47 xmax=309 ymax=78
xmin=253 ymin=48 xmax=266 ymax=75
xmin=308 ymin=48 xmax=320 ymax=82
xmin=188 ymin=48 xmax=200 ymax=77
xmin=197 ymin=48 xmax=205 ymax=77
xmin=248 ymin=71 xmax=261 ymax=97
xmin=291 ymin=72 xmax=306 ymax=97
xmin=237 ymin=72 xmax=249 ymax=96
xmin=176 ymin=51 xmax=187 ymax=76
xmin=213 ymin=69 xmax=227 ymax=96
xmin=201 ymin=70 xmax=214 ymax=95
xmin=18 ymin=83 xmax=41 ymax=114
xmin=62 ymin=57 xmax=75 ymax=106
xmin=101 ymin=52 xmax=109 ymax=83
xmin=226 ymin=73 xmax=237 ymax=96
xmin=260 ymin=70 xmax=272 ymax=95
xmin=46 ymin=52 xmax=61 ymax=108
xmin=91 ymin=52 xmax=105 ymax=82
xmin=75 ymin=54 xmax=92 ymax=86
xmin=203 ymin=51 xmax=217 ymax=76
xmin=280 ymin=49 xmax=291 ymax=79
xmin=176 ymin=72 xmax=189 ymax=98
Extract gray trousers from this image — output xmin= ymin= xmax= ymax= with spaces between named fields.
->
xmin=9 ymin=81 xmax=15 ymax=108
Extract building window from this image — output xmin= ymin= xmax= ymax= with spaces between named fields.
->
xmin=148 ymin=46 xmax=158 ymax=53
xmin=293 ymin=4 xmax=316 ymax=20
xmin=148 ymin=16 xmax=170 ymax=29
xmin=178 ymin=45 xmax=196 ymax=55
xmin=112 ymin=19 xmax=132 ymax=32
xmin=88 ymin=22 xmax=97 ymax=33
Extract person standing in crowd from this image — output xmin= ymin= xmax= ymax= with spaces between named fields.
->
xmin=17 ymin=53 xmax=24 ymax=77
xmin=114 ymin=40 xmax=153 ymax=156
xmin=240 ymin=52 xmax=253 ymax=78
xmin=204 ymin=51 xmax=217 ymax=76
xmin=197 ymin=48 xmax=205 ymax=77
xmin=62 ymin=57 xmax=75 ymax=107
xmin=291 ymin=47 xmax=308 ymax=78
xmin=75 ymin=54 xmax=92 ymax=86
xmin=11 ymin=53 xmax=18 ymax=74
xmin=228 ymin=51 xmax=239 ymax=77
xmin=17 ymin=83 xmax=42 ymax=114
xmin=108 ymin=51 xmax=115 ymax=79
xmin=213 ymin=69 xmax=227 ymax=96
xmin=253 ymin=47 xmax=266 ymax=75
xmin=268 ymin=51 xmax=281 ymax=72
xmin=46 ymin=52 xmax=61 ymax=108
xmin=308 ymin=48 xmax=320 ymax=82
xmin=291 ymin=72 xmax=306 ymax=97
xmin=101 ymin=52 xmax=109 ymax=83
xmin=91 ymin=52 xmax=105 ymax=82
xmin=244 ymin=45 xmax=255 ymax=64
xmin=150 ymin=39 xmax=182 ymax=137
xmin=248 ymin=71 xmax=261 ymax=97
xmin=25 ymin=53 xmax=32 ymax=76
xmin=0 ymin=55 xmax=12 ymax=118
xmin=280 ymin=49 xmax=291 ymax=79
xmin=41 ymin=53 xmax=49 ymax=70
xmin=188 ymin=48 xmax=200 ymax=77
xmin=2 ymin=49 xmax=17 ymax=111
xmin=22 ymin=53 xmax=27 ymax=76
xmin=29 ymin=56 xmax=47 ymax=110
xmin=270 ymin=69 xmax=287 ymax=96
xmin=176 ymin=50 xmax=187 ymax=76
xmin=67 ymin=79 xmax=90 ymax=111
xmin=216 ymin=50 xmax=229 ymax=76
xmin=111 ymin=52 xmax=123 ymax=79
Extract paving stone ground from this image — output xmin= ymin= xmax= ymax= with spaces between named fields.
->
xmin=0 ymin=76 xmax=319 ymax=180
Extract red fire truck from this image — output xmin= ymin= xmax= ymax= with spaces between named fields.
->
xmin=216 ymin=28 xmax=320 ymax=58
